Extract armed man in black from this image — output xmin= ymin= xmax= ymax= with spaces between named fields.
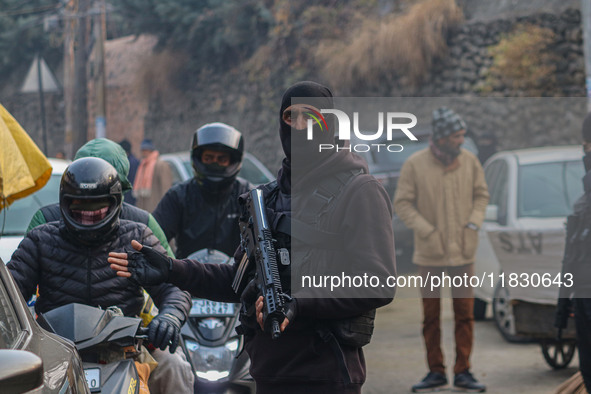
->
xmin=152 ymin=122 xmax=252 ymax=258
xmin=110 ymin=81 xmax=396 ymax=393
xmin=555 ymin=113 xmax=591 ymax=391
xmin=8 ymin=157 xmax=193 ymax=394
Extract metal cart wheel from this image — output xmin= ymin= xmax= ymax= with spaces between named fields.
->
xmin=540 ymin=339 xmax=577 ymax=369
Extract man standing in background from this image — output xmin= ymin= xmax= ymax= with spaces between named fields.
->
xmin=134 ymin=138 xmax=172 ymax=212
xmin=394 ymin=107 xmax=489 ymax=393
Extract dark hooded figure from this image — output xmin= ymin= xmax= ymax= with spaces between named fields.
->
xmin=109 ymin=81 xmax=397 ymax=394
xmin=477 ymin=132 xmax=498 ymax=165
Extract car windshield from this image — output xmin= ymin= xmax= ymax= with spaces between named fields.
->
xmin=0 ymin=174 xmax=61 ymax=235
xmin=0 ymin=278 xmax=21 ymax=349
xmin=240 ymin=158 xmax=273 ymax=185
xmin=518 ymin=160 xmax=584 ymax=218
xmin=369 ymin=136 xmax=478 ymax=171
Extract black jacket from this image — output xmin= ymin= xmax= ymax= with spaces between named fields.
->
xmin=568 ymin=171 xmax=591 ymax=296
xmin=165 ymin=151 xmax=396 ymax=393
xmin=153 ymin=177 xmax=252 ymax=258
xmin=8 ymin=219 xmax=191 ymax=320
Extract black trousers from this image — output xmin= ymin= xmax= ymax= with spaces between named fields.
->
xmin=575 ymin=298 xmax=591 ymax=391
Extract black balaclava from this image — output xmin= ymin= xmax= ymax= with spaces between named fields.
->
xmin=278 ymin=81 xmax=335 ymax=194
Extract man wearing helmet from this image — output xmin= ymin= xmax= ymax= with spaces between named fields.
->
xmin=26 ymin=138 xmax=174 ymax=257
xmin=8 ymin=157 xmax=193 ymax=394
xmin=153 ymin=122 xmax=252 ymax=258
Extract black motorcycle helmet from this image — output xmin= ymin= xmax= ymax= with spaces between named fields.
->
xmin=191 ymin=122 xmax=244 ymax=194
xmin=59 ymin=157 xmax=123 ymax=244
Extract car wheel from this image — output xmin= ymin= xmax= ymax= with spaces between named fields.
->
xmin=473 ymin=298 xmax=487 ymax=321
xmin=492 ymin=282 xmax=533 ymax=343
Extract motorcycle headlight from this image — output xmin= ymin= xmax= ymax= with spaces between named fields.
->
xmin=185 ymin=338 xmax=240 ymax=382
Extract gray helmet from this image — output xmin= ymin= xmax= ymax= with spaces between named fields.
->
xmin=191 ymin=122 xmax=244 ymax=193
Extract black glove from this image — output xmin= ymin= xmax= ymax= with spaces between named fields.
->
xmin=284 ymin=298 xmax=297 ymax=324
xmin=128 ymin=245 xmax=172 ymax=286
xmin=148 ymin=312 xmax=182 ymax=353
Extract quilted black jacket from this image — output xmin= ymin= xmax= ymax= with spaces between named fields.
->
xmin=7 ymin=219 xmax=191 ymax=319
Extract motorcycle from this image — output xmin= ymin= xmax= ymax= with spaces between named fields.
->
xmin=38 ymin=303 xmax=151 ymax=393
xmin=181 ymin=248 xmax=255 ymax=394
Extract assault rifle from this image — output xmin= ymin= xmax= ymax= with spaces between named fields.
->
xmin=232 ymin=188 xmax=287 ymax=339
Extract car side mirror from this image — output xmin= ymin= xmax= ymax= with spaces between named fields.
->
xmin=485 ymin=205 xmax=498 ymax=222
xmin=0 ymin=350 xmax=43 ymax=394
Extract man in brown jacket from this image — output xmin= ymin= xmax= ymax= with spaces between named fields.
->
xmin=133 ymin=139 xmax=172 ymax=212
xmin=394 ymin=107 xmax=489 ymax=393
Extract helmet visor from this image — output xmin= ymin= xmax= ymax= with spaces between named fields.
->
xmin=66 ymin=197 xmax=116 ymax=226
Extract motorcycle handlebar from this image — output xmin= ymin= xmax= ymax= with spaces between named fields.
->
xmin=137 ymin=326 xmax=150 ymax=340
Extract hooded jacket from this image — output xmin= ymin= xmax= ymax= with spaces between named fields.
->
xmin=164 ymin=149 xmax=396 ymax=393
xmin=8 ymin=219 xmax=190 ymax=319
xmin=148 ymin=81 xmax=396 ymax=393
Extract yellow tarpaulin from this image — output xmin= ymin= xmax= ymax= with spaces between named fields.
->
xmin=0 ymin=103 xmax=51 ymax=211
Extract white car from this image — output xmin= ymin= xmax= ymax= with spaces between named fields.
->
xmin=473 ymin=146 xmax=584 ymax=341
xmin=0 ymin=158 xmax=69 ymax=263
xmin=161 ymin=151 xmax=275 ymax=185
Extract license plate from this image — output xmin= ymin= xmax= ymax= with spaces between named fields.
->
xmin=190 ymin=299 xmax=235 ymax=316
xmin=84 ymin=368 xmax=101 ymax=392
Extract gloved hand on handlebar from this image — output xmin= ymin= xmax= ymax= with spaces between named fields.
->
xmin=148 ymin=311 xmax=182 ymax=353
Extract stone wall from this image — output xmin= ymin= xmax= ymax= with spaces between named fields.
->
xmin=416 ymin=8 xmax=585 ymax=97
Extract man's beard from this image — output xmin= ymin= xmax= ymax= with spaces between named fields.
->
xmin=439 ymin=143 xmax=461 ymax=157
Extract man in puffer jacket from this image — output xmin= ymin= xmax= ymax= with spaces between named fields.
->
xmin=26 ymin=138 xmax=174 ymax=258
xmin=8 ymin=157 xmax=193 ymax=394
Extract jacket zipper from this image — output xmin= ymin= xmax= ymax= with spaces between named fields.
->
xmin=87 ymin=247 xmax=92 ymax=305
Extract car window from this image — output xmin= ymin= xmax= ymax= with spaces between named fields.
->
xmin=0 ymin=174 xmax=62 ymax=235
xmin=494 ymin=161 xmax=509 ymax=224
xmin=240 ymin=157 xmax=272 ymax=185
xmin=484 ymin=159 xmax=509 ymax=223
xmin=165 ymin=160 xmax=184 ymax=186
xmin=182 ymin=160 xmax=193 ymax=178
xmin=0 ymin=278 xmax=21 ymax=349
xmin=484 ymin=160 xmax=501 ymax=189
xmin=518 ymin=160 xmax=584 ymax=218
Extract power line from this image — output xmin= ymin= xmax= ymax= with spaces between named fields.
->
xmin=0 ymin=4 xmax=59 ymax=17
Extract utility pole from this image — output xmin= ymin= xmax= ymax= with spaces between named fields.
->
xmin=93 ymin=0 xmax=107 ymax=139
xmin=73 ymin=0 xmax=91 ymax=152
xmin=36 ymin=55 xmax=48 ymax=155
xmin=583 ymin=0 xmax=591 ymax=111
xmin=63 ymin=0 xmax=76 ymax=158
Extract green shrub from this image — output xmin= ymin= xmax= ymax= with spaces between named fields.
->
xmin=484 ymin=24 xmax=557 ymax=95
